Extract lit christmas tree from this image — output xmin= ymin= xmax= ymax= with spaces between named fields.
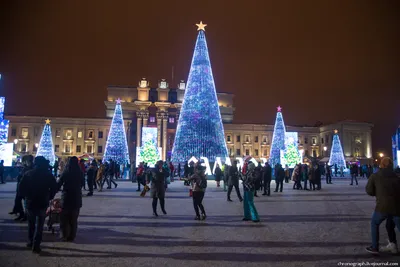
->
xmin=139 ymin=139 xmax=160 ymax=166
xmin=36 ymin=119 xmax=56 ymax=166
xmin=171 ymin=22 xmax=228 ymax=163
xmin=103 ymin=99 xmax=130 ymax=164
xmin=269 ymin=106 xmax=286 ymax=166
xmin=328 ymin=130 xmax=347 ymax=169
xmin=284 ymin=143 xmax=302 ymax=168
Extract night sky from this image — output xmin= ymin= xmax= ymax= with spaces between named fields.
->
xmin=0 ymin=1 xmax=399 ymax=156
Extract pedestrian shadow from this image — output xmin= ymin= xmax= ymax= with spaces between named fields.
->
xmin=0 ymin=243 xmax=393 ymax=262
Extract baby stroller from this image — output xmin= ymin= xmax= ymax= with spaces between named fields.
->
xmin=46 ymin=198 xmax=62 ymax=234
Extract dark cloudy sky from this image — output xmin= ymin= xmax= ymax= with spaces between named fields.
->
xmin=0 ymin=0 xmax=399 ymax=156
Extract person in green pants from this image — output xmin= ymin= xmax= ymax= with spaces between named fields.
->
xmin=242 ymin=162 xmax=260 ymax=222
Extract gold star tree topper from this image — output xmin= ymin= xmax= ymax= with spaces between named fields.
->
xmin=334 ymin=129 xmax=338 ymax=134
xmin=45 ymin=119 xmax=51 ymax=124
xmin=196 ymin=21 xmax=207 ymax=31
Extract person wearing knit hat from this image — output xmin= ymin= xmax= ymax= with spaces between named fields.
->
xmin=365 ymin=157 xmax=400 ymax=254
xmin=242 ymin=162 xmax=260 ymax=222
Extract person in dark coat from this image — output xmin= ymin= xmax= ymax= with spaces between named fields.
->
xmin=227 ymin=160 xmax=243 ymax=202
xmin=314 ymin=165 xmax=322 ymax=190
xmin=253 ymin=162 xmax=262 ymax=197
xmin=274 ymin=163 xmax=285 ymax=192
xmin=53 ymin=159 xmax=59 ymax=178
xmin=18 ymin=156 xmax=57 ymax=254
xmin=107 ymin=159 xmax=118 ymax=189
xmin=148 ymin=160 xmax=167 ymax=216
xmin=0 ymin=160 xmax=4 ymax=184
xmin=262 ymin=162 xmax=272 ymax=196
xmin=9 ymin=155 xmax=34 ymax=221
xmin=177 ymin=163 xmax=181 ymax=178
xmin=365 ymin=157 xmax=400 ymax=254
xmin=350 ymin=163 xmax=359 ymax=185
xmin=57 ymin=156 xmax=84 ymax=242
xmin=86 ymin=162 xmax=96 ymax=196
xmin=214 ymin=164 xmax=223 ymax=187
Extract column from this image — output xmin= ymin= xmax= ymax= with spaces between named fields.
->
xmin=136 ymin=112 xmax=142 ymax=148
xmin=162 ymin=114 xmax=168 ymax=161
xmin=156 ymin=113 xmax=162 ymax=148
xmin=365 ymin=130 xmax=372 ymax=158
xmin=142 ymin=113 xmax=149 ymax=127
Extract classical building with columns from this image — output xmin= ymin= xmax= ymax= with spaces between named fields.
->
xmin=6 ymin=78 xmax=373 ymax=165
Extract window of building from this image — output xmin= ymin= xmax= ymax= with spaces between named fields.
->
xmin=227 ymin=135 xmax=231 ymax=142
xmin=255 ymin=136 xmax=259 ymax=143
xmin=65 ymin=129 xmax=72 ymax=139
xmin=245 ymin=149 xmax=250 ymax=156
xmin=262 ymin=136 xmax=268 ymax=143
xmin=33 ymin=144 xmax=37 ymax=152
xmin=55 ymin=129 xmax=61 ymax=138
xmin=236 ymin=149 xmax=241 ymax=156
xmin=255 ymin=149 xmax=259 ymax=156
xmin=312 ymin=150 xmax=317 ymax=157
xmin=229 ymin=148 xmax=233 ymax=156
xmin=263 ymin=149 xmax=268 ymax=157
xmin=21 ymin=128 xmax=29 ymax=139
xmin=55 ymin=145 xmax=59 ymax=152
xmin=168 ymin=117 xmax=174 ymax=124
xmin=76 ymin=145 xmax=81 ymax=153
xmin=11 ymin=128 xmax=17 ymax=137
xmin=88 ymin=130 xmax=94 ymax=139
xmin=98 ymin=131 xmax=103 ymax=138
xmin=21 ymin=143 xmax=27 ymax=153
xmin=98 ymin=146 xmax=103 ymax=153
xmin=245 ymin=135 xmax=250 ymax=143
xmin=312 ymin=137 xmax=316 ymax=145
xmin=150 ymin=117 xmax=156 ymax=123
xmin=87 ymin=145 xmax=93 ymax=153
xmin=304 ymin=137 xmax=308 ymax=144
xmin=236 ymin=135 xmax=241 ymax=142
xmin=77 ymin=131 xmax=83 ymax=138
xmin=65 ymin=144 xmax=71 ymax=153
xmin=321 ymin=138 xmax=324 ymax=144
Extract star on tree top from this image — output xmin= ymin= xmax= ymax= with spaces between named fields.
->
xmin=116 ymin=98 xmax=121 ymax=104
xmin=334 ymin=129 xmax=338 ymax=134
xmin=45 ymin=119 xmax=51 ymax=124
xmin=196 ymin=21 xmax=207 ymax=31
xmin=277 ymin=106 xmax=282 ymax=112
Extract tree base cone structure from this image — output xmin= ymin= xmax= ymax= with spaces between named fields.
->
xmin=269 ymin=107 xmax=286 ymax=167
xmin=36 ymin=119 xmax=56 ymax=166
xmin=328 ymin=130 xmax=347 ymax=171
xmin=103 ymin=99 xmax=130 ymax=165
xmin=171 ymin=23 xmax=228 ymax=163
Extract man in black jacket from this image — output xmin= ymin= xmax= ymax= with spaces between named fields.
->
xmin=262 ymin=162 xmax=272 ymax=196
xmin=9 ymin=155 xmax=34 ymax=221
xmin=274 ymin=163 xmax=285 ymax=193
xmin=227 ymin=161 xmax=243 ymax=202
xmin=19 ymin=156 xmax=58 ymax=254
xmin=365 ymin=157 xmax=400 ymax=254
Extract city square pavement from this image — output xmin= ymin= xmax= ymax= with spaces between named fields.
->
xmin=0 ymin=178 xmax=399 ymax=267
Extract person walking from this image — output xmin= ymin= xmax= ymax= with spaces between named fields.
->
xmin=57 ymin=156 xmax=84 ymax=242
xmin=53 ymin=159 xmax=59 ymax=178
xmin=96 ymin=161 xmax=105 ymax=191
xmin=0 ymin=160 xmax=5 ymax=184
xmin=214 ymin=164 xmax=223 ymax=187
xmin=18 ymin=156 xmax=57 ymax=254
xmin=188 ymin=165 xmax=207 ymax=220
xmin=177 ymin=163 xmax=181 ymax=178
xmin=365 ymin=157 xmax=400 ymax=254
xmin=284 ymin=164 xmax=290 ymax=183
xmin=107 ymin=159 xmax=118 ymax=189
xmin=242 ymin=162 xmax=260 ymax=222
xmin=274 ymin=163 xmax=285 ymax=192
xmin=169 ymin=162 xmax=175 ymax=182
xmin=350 ymin=163 xmax=359 ymax=185
xmin=262 ymin=162 xmax=272 ymax=196
xmin=148 ymin=160 xmax=167 ymax=216
xmin=227 ymin=160 xmax=243 ymax=202
xmin=325 ymin=163 xmax=333 ymax=184
xmin=9 ymin=155 xmax=34 ymax=221
xmin=86 ymin=162 xmax=96 ymax=196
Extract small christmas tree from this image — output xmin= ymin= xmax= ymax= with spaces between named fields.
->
xmin=140 ymin=139 xmax=160 ymax=166
xmin=284 ymin=143 xmax=302 ymax=168
xmin=36 ymin=119 xmax=56 ymax=166
xmin=172 ymin=22 xmax=228 ymax=163
xmin=269 ymin=106 xmax=286 ymax=166
xmin=103 ymin=99 xmax=130 ymax=164
xmin=328 ymin=130 xmax=347 ymax=169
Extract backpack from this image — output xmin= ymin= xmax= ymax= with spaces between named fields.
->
xmin=199 ymin=176 xmax=207 ymax=189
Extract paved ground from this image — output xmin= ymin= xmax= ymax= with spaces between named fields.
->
xmin=0 ymin=178 xmax=399 ymax=267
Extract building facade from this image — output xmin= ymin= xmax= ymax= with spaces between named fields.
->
xmin=6 ymin=78 xmax=373 ymax=163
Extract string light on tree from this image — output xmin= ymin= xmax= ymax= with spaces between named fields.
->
xmin=36 ymin=119 xmax=56 ymax=166
xmin=328 ymin=129 xmax=347 ymax=169
xmin=103 ymin=98 xmax=130 ymax=164
xmin=269 ymin=106 xmax=287 ymax=166
xmin=172 ymin=22 xmax=228 ymax=163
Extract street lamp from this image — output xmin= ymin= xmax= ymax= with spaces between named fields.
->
xmin=379 ymin=153 xmax=384 ymax=158
xmin=35 ymin=143 xmax=39 ymax=148
xmin=13 ymin=139 xmax=18 ymax=145
xmin=323 ymin=146 xmax=327 ymax=157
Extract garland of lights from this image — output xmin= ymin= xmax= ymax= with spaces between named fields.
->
xmin=328 ymin=131 xmax=346 ymax=169
xmin=36 ymin=119 xmax=56 ymax=166
xmin=269 ymin=107 xmax=286 ymax=166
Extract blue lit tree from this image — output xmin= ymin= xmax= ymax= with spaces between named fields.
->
xmin=328 ymin=130 xmax=347 ymax=169
xmin=172 ymin=22 xmax=228 ymax=163
xmin=269 ymin=106 xmax=286 ymax=166
xmin=103 ymin=99 xmax=130 ymax=164
xmin=36 ymin=119 xmax=56 ymax=166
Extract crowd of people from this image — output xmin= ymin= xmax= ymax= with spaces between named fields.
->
xmin=3 ymin=153 xmax=400 ymax=256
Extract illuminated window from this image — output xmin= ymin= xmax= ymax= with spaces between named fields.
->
xmin=65 ymin=129 xmax=72 ymax=139
xmin=77 ymin=131 xmax=83 ymax=138
xmin=245 ymin=135 xmax=250 ymax=143
xmin=55 ymin=129 xmax=61 ymax=138
xmin=312 ymin=138 xmax=316 ymax=145
xmin=88 ymin=130 xmax=94 ymax=139
xmin=227 ymin=135 xmax=231 ymax=142
xmin=87 ymin=145 xmax=93 ymax=153
xmin=65 ymin=144 xmax=71 ymax=153
xmin=21 ymin=128 xmax=29 ymax=139
xmin=262 ymin=136 xmax=268 ymax=143
xmin=355 ymin=147 xmax=360 ymax=157
xmin=76 ymin=145 xmax=81 ymax=153
xmin=169 ymin=117 xmax=174 ymax=124
xmin=150 ymin=117 xmax=156 ymax=123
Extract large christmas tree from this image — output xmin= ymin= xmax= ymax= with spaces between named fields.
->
xmin=139 ymin=139 xmax=160 ymax=166
xmin=36 ymin=119 xmax=56 ymax=166
xmin=103 ymin=99 xmax=130 ymax=164
xmin=328 ymin=130 xmax=347 ymax=169
xmin=172 ymin=22 xmax=228 ymax=163
xmin=269 ymin=106 xmax=286 ymax=166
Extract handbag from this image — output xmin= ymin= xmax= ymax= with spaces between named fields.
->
xmin=140 ymin=185 xmax=150 ymax=197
